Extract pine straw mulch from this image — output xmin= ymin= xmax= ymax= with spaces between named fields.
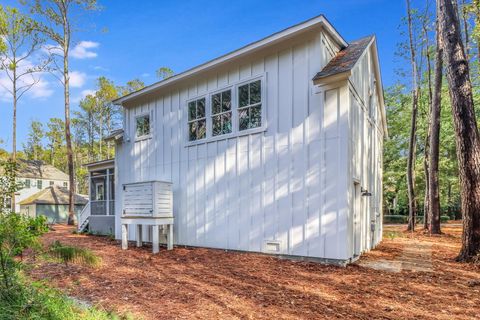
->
xmin=25 ymin=225 xmax=480 ymax=320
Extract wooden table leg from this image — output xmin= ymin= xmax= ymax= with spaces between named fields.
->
xmin=121 ymin=224 xmax=128 ymax=250
xmin=167 ymin=224 xmax=173 ymax=250
xmin=136 ymin=224 xmax=143 ymax=247
xmin=152 ymin=225 xmax=159 ymax=254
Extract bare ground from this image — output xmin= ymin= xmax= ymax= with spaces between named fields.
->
xmin=25 ymin=225 xmax=480 ymax=320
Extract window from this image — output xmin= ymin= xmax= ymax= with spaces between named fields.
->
xmin=63 ymin=182 xmax=68 ymax=188
xmin=25 ymin=179 xmax=31 ymax=188
xmin=37 ymin=180 xmax=42 ymax=189
xmin=238 ymin=80 xmax=262 ymax=131
xmin=96 ymin=182 xmax=105 ymax=201
xmin=188 ymin=97 xmax=206 ymax=141
xmin=211 ymin=89 xmax=232 ymax=136
xmin=136 ymin=114 xmax=150 ymax=138
xmin=49 ymin=181 xmax=54 ymax=186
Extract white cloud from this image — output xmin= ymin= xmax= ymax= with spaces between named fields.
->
xmin=71 ymin=89 xmax=95 ymax=104
xmin=69 ymin=71 xmax=87 ymax=88
xmin=93 ymin=65 xmax=109 ymax=71
xmin=70 ymin=41 xmax=99 ymax=59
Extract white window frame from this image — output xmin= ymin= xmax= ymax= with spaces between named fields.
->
xmin=186 ymin=95 xmax=208 ymax=142
xmin=96 ymin=182 xmax=105 ymax=201
xmin=134 ymin=113 xmax=151 ymax=141
xmin=185 ymin=74 xmax=266 ymax=147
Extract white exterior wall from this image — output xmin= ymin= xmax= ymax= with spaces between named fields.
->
xmin=114 ymin=27 xmax=382 ymax=261
xmin=347 ymin=44 xmax=384 ymax=256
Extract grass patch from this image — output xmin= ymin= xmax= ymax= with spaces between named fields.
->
xmin=48 ymin=241 xmax=101 ymax=267
xmin=0 ymin=277 xmax=134 ymax=320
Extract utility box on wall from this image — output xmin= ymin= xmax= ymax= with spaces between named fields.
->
xmin=122 ymin=181 xmax=173 ymax=218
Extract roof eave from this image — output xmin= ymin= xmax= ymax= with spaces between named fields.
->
xmin=313 ymin=71 xmax=351 ymax=86
xmin=113 ymin=15 xmax=347 ymax=106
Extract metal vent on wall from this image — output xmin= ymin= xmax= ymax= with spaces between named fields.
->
xmin=264 ymin=240 xmax=281 ymax=253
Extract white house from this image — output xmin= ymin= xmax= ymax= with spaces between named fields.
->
xmin=13 ymin=159 xmax=70 ymax=213
xmin=81 ymin=15 xmax=387 ymax=264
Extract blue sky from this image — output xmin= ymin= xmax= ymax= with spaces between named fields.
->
xmin=0 ymin=0 xmax=405 ymax=151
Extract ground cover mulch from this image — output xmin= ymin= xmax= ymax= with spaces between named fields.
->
xmin=25 ymin=225 xmax=480 ymax=319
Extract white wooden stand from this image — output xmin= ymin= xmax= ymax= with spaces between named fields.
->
xmin=121 ymin=217 xmax=174 ymax=254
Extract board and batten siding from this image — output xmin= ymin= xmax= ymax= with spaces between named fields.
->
xmin=114 ymin=28 xmax=359 ymax=260
xmin=348 ymin=44 xmax=384 ymax=256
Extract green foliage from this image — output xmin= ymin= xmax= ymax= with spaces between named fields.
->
xmin=156 ymin=66 xmax=174 ymax=80
xmin=48 ymin=241 xmax=101 ymax=267
xmin=383 ymin=83 xmax=461 ymax=216
xmin=0 ymin=278 xmax=131 ymax=320
xmin=383 ymin=215 xmax=408 ymax=224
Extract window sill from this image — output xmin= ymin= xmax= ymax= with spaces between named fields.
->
xmin=185 ymin=126 xmax=267 ymax=147
xmin=134 ymin=135 xmax=152 ymax=143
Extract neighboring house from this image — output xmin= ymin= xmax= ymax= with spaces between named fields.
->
xmin=19 ymin=185 xmax=88 ymax=223
xmin=81 ymin=15 xmax=387 ymax=264
xmin=13 ymin=159 xmax=70 ymax=213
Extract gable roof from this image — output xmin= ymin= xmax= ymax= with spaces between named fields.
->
xmin=19 ymin=185 xmax=88 ymax=206
xmin=113 ymin=14 xmax=348 ymax=106
xmin=15 ymin=159 xmax=69 ymax=181
xmin=312 ymin=35 xmax=374 ymax=81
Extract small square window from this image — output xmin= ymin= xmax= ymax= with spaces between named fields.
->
xmin=136 ymin=114 xmax=150 ymax=138
xmin=63 ymin=182 xmax=68 ymax=188
xmin=49 ymin=181 xmax=54 ymax=186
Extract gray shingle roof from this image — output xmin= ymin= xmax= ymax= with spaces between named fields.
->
xmin=16 ymin=159 xmax=69 ymax=181
xmin=313 ymin=35 xmax=374 ymax=81
xmin=19 ymin=185 xmax=88 ymax=205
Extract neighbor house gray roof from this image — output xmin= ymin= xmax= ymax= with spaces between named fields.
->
xmin=16 ymin=159 xmax=69 ymax=181
xmin=313 ymin=35 xmax=374 ymax=81
xmin=19 ymin=185 xmax=88 ymax=206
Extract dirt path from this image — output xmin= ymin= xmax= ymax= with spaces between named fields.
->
xmin=359 ymin=240 xmax=432 ymax=273
xmin=25 ymin=225 xmax=480 ymax=320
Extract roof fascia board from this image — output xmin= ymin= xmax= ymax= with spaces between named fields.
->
xmin=369 ymin=39 xmax=388 ymax=138
xmin=114 ymin=15 xmax=347 ymax=106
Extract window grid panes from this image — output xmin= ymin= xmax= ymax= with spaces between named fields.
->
xmin=238 ymin=80 xmax=262 ymax=131
xmin=136 ymin=115 xmax=150 ymax=138
xmin=211 ymin=89 xmax=232 ymax=136
xmin=37 ymin=180 xmax=42 ymax=189
xmin=25 ymin=179 xmax=31 ymax=188
xmin=188 ymin=98 xmax=206 ymax=141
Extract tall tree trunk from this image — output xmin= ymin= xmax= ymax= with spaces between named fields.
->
xmin=11 ymin=68 xmax=17 ymax=212
xmin=423 ymin=21 xmax=434 ymax=230
xmin=406 ymin=0 xmax=419 ymax=231
xmin=438 ymin=0 xmax=480 ymax=261
xmin=461 ymin=0 xmax=470 ymax=57
xmin=429 ymin=12 xmax=443 ymax=235
xmin=63 ymin=22 xmax=76 ymax=226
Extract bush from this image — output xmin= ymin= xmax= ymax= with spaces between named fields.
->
xmin=0 ymin=212 xmax=48 ymax=298
xmin=440 ymin=215 xmax=450 ymax=223
xmin=0 ymin=278 xmax=130 ymax=320
xmin=383 ymin=215 xmax=407 ymax=224
xmin=49 ymin=241 xmax=101 ymax=267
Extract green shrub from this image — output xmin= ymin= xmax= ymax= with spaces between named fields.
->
xmin=0 ymin=278 xmax=130 ymax=320
xmin=48 ymin=241 xmax=101 ymax=267
xmin=440 ymin=215 xmax=450 ymax=223
xmin=383 ymin=215 xmax=408 ymax=224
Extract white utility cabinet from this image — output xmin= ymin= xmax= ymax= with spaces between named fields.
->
xmin=121 ymin=181 xmax=174 ymax=253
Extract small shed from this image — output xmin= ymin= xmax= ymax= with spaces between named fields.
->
xmin=19 ymin=186 xmax=88 ymax=223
